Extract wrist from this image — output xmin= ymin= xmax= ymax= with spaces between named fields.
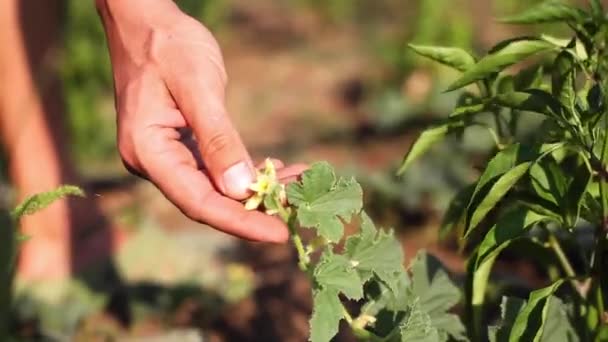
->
xmin=96 ymin=0 xmax=180 ymax=28
xmin=96 ymin=0 xmax=182 ymax=82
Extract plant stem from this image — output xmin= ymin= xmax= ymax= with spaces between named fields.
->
xmin=278 ymin=198 xmax=376 ymax=339
xmin=277 ymin=205 xmax=309 ymax=271
xmin=594 ymin=106 xmax=608 ymax=330
xmin=548 ymin=233 xmax=577 ymax=279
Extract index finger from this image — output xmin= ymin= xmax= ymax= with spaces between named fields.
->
xmin=143 ymin=133 xmax=289 ymax=243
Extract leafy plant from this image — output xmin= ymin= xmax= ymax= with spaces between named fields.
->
xmin=247 ymin=160 xmax=465 ymax=341
xmin=400 ymin=0 xmax=608 ymax=340
xmin=0 ymin=186 xmax=83 ymax=340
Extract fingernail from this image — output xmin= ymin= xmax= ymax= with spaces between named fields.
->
xmin=223 ymin=161 xmax=254 ymax=199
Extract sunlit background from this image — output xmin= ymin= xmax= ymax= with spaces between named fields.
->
xmin=4 ymin=0 xmax=573 ymax=340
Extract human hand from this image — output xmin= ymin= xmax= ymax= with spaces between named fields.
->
xmin=96 ymin=0 xmax=304 ymax=242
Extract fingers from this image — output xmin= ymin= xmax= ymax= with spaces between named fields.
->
xmin=276 ymin=163 xmax=309 ymax=180
xmin=164 ymin=56 xmax=254 ymax=201
xmin=142 ymin=130 xmax=288 ymax=243
xmin=257 ymin=158 xmax=284 ymax=170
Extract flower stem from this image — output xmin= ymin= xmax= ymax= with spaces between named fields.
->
xmin=277 ymin=205 xmax=309 ymax=271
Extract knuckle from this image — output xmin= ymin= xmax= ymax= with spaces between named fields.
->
xmin=202 ymin=131 xmax=233 ymax=157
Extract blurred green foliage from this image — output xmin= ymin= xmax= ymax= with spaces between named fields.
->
xmin=61 ymin=0 xmax=114 ymax=165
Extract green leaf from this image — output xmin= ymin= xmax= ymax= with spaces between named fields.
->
xmin=287 ymin=162 xmax=363 ymax=242
xmin=540 ymin=297 xmax=579 ymax=342
xmin=360 ymin=272 xmax=412 ymax=317
xmin=287 ymin=162 xmax=334 ymax=206
xmin=552 ymin=51 xmax=576 ymax=113
xmin=541 ymin=34 xmax=573 ymax=48
xmin=529 ymin=159 xmax=567 ymax=207
xmin=466 ymin=162 xmax=532 ymax=237
xmin=439 ymin=183 xmax=476 ymax=239
xmin=464 ymin=144 xmax=533 ymax=235
xmin=313 ymin=252 xmax=363 ymax=300
xmin=499 ymin=1 xmax=585 ymax=24
xmin=408 ymin=44 xmax=476 ymax=72
xmin=562 ymin=161 xmax=591 ymax=227
xmin=411 ymin=252 xmax=468 ymax=341
xmin=472 ymin=208 xmax=548 ymax=306
xmin=11 ymin=185 xmax=84 ymax=220
xmin=449 ymin=103 xmax=487 ymax=118
xmin=514 ymin=65 xmax=545 ymax=90
xmin=495 ymin=75 xmax=515 ymax=94
xmin=309 ymin=289 xmax=344 ymax=342
xmin=397 ymin=122 xmax=462 ymax=175
xmin=344 ymin=212 xmax=404 ymax=293
xmin=586 ymin=83 xmax=604 ymax=117
xmin=399 ymin=300 xmax=440 ymax=342
xmin=590 ymin=0 xmax=604 ymax=19
xmin=494 ymin=90 xmax=563 ymax=119
xmin=574 ymin=38 xmax=589 ymax=61
xmin=580 ymin=192 xmax=601 ymax=224
xmin=489 ymin=296 xmax=526 ymax=342
xmin=447 ymin=39 xmax=554 ymax=92
xmin=508 ymin=280 xmax=565 ymax=342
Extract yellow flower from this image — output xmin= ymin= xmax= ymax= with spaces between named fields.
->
xmin=245 ymin=158 xmax=281 ymax=211
xmin=244 ymin=193 xmax=264 ymax=210
xmin=249 ymin=158 xmax=277 ymax=195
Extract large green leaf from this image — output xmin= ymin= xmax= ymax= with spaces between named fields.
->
xmin=488 ymin=295 xmax=577 ymax=342
xmin=344 ymin=212 xmax=404 ymax=293
xmin=471 ymin=208 xmax=548 ymax=306
xmin=399 ymin=301 xmax=440 ymax=342
xmin=500 ymin=1 xmax=585 ymax=24
xmin=447 ymin=39 xmax=554 ymax=92
xmin=313 ymin=252 xmax=363 ymax=300
xmin=408 ymin=44 xmax=476 ymax=72
xmin=540 ymin=297 xmax=579 ymax=342
xmin=366 ymin=253 xmax=465 ymax=341
xmin=360 ymin=272 xmax=412 ymax=318
xmin=552 ymin=51 xmax=576 ymax=118
xmin=466 ymin=162 xmax=532 ymax=237
xmin=309 ymin=289 xmax=344 ymax=342
xmin=287 ymin=162 xmax=363 ymax=242
xmin=11 ymin=185 xmax=84 ymax=220
xmin=463 ymin=144 xmax=562 ymax=237
xmin=411 ymin=252 xmax=468 ymax=341
xmin=508 ymin=280 xmax=565 ymax=342
xmin=494 ymin=90 xmax=563 ymax=119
